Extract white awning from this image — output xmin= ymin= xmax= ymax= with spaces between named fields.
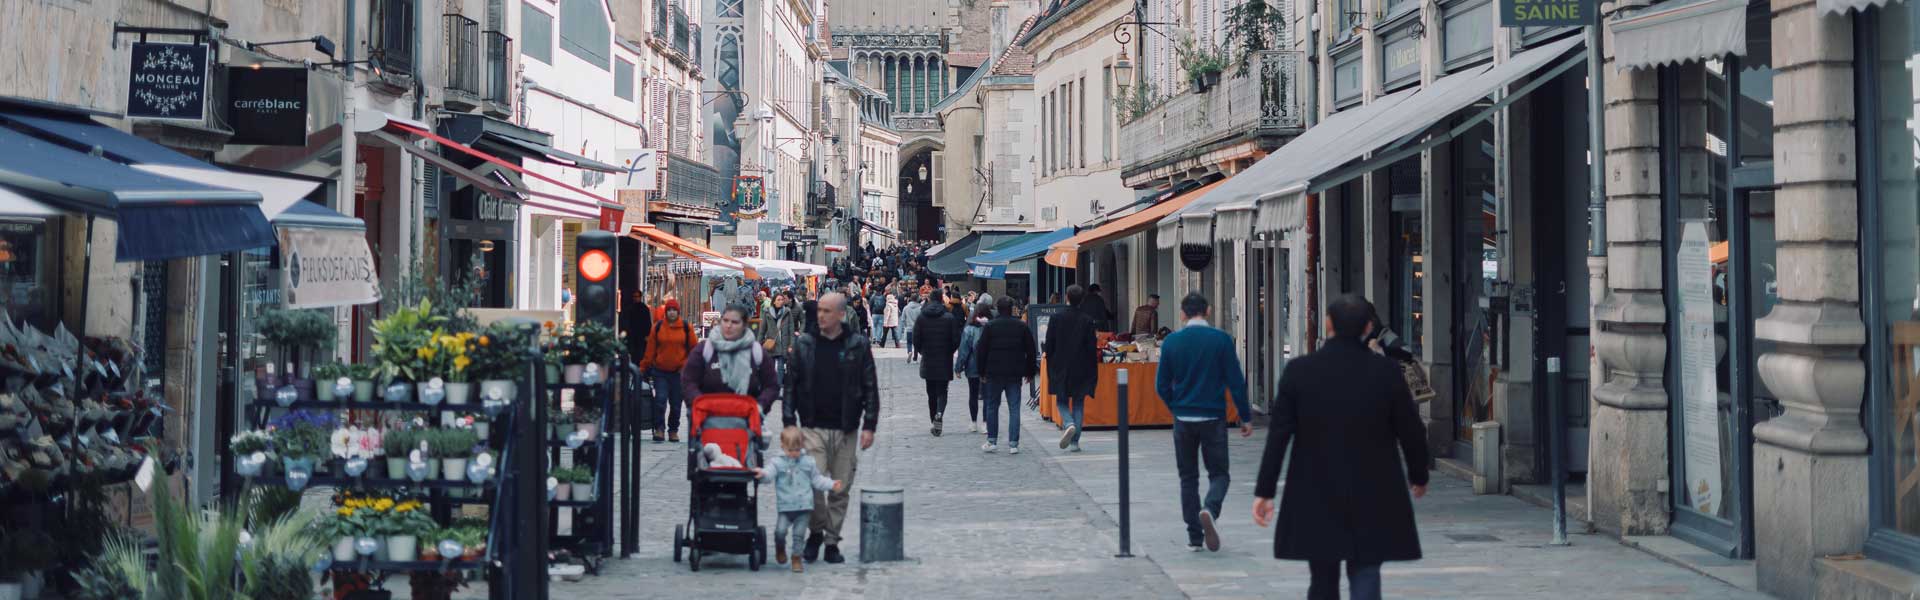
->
xmin=0 ymin=185 xmax=65 ymax=218
xmin=1216 ymin=204 xmax=1256 ymax=242
xmin=1610 ymin=0 xmax=1747 ymax=71
xmin=1256 ymin=185 xmax=1309 ymax=234
xmin=1817 ymin=0 xmax=1898 ymax=14
xmin=132 ymin=165 xmax=322 ymax=222
xmin=1155 ymin=219 xmax=1181 ymax=250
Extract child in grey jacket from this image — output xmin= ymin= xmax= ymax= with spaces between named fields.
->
xmin=756 ymin=427 xmax=842 ymax=572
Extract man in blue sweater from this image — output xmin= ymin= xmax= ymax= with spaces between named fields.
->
xmin=1156 ymin=293 xmax=1254 ymax=552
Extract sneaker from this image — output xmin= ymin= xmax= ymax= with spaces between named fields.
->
xmin=775 ymin=539 xmax=787 ymax=565
xmin=824 ymin=545 xmax=846 ymax=564
xmin=1068 ymin=442 xmax=1082 ymax=453
xmin=969 ymin=422 xmax=979 ymax=433
xmin=1009 ymin=445 xmax=1021 ymax=455
xmin=1060 ymin=424 xmax=1078 ymax=449
xmin=981 ymin=442 xmax=998 ymax=453
xmin=1189 ymin=543 xmax=1206 ymax=552
xmin=931 ymin=423 xmax=942 ymax=437
xmin=1198 ymin=510 xmax=1221 ymax=552
xmin=803 ymin=532 xmax=823 ymax=563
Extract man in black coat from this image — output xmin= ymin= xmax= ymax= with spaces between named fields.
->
xmin=1252 ymin=294 xmax=1429 ymax=600
xmin=1080 ymin=283 xmax=1114 ymax=332
xmin=912 ymin=290 xmax=963 ymax=436
xmin=973 ymin=296 xmax=1038 ymax=453
xmin=1044 ymin=285 xmax=1100 ymax=452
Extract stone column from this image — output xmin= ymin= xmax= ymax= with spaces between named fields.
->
xmin=1422 ymin=143 xmax=1457 ymax=457
xmin=1753 ymin=0 xmax=1868 ymax=596
xmin=1589 ymin=35 xmax=1670 ymax=535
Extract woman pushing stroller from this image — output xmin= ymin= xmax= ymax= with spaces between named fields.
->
xmin=683 ymin=303 xmax=781 ymax=415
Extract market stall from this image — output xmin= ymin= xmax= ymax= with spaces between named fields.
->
xmin=1034 ymin=335 xmax=1240 ymax=428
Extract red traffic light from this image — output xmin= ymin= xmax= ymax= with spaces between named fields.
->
xmin=579 ymin=249 xmax=613 ymax=283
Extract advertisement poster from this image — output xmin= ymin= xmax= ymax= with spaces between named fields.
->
xmin=1676 ymin=220 xmax=1721 ymax=515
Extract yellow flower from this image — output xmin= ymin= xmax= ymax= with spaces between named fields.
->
xmin=373 ymin=498 xmax=396 ymax=511
xmin=453 ymin=355 xmax=472 ymax=372
xmin=337 ymin=508 xmax=355 ymax=517
xmin=417 ymin=346 xmax=438 ymax=360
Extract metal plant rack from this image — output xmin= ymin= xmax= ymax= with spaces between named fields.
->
xmin=542 ymin=375 xmax=620 ymax=574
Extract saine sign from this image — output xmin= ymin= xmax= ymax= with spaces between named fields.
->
xmin=1499 ymin=0 xmax=1592 ymax=27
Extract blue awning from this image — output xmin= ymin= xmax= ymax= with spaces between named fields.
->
xmin=965 ymin=227 xmax=1076 ymax=280
xmin=1 ymin=111 xmax=209 ymax=168
xmin=117 ymin=203 xmax=275 ymax=262
xmin=927 ymin=230 xmax=1022 ymax=277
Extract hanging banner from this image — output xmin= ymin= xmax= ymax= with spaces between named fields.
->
xmin=279 ymin=227 xmax=381 ymax=308
xmin=731 ymin=176 xmax=767 ymax=219
xmin=1499 ymin=0 xmax=1593 ymax=27
xmin=127 ymin=42 xmax=209 ymax=121
xmin=225 ymin=66 xmax=308 ymax=145
xmin=1676 ymin=220 xmax=1721 ymax=515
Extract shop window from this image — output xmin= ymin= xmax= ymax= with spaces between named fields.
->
xmin=1333 ymin=49 xmax=1364 ymax=108
xmin=0 ymin=220 xmax=59 ymax=333
xmin=1862 ymin=1 xmax=1920 ymax=571
xmin=1440 ymin=0 xmax=1494 ymax=71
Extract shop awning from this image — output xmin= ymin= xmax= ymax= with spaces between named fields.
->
xmin=856 ymin=218 xmax=899 ymax=240
xmin=484 ymin=134 xmax=624 ymax=173
xmin=967 ymin=227 xmax=1076 ymax=279
xmin=927 ymin=230 xmax=1023 ymax=277
xmin=359 ymin=116 xmax=608 ymax=220
xmin=0 ymin=185 xmax=66 ymax=218
xmin=1161 ymin=35 xmax=1585 ymax=243
xmin=1256 ymin=188 xmax=1309 ymax=235
xmin=1046 ymin=180 xmax=1225 ymax=268
xmin=1610 ymin=0 xmax=1747 ymax=70
xmin=627 ymin=223 xmax=760 ymax=279
xmin=1816 ymin=0 xmax=1888 ymax=14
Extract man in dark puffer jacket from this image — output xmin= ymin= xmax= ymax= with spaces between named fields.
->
xmin=971 ymin=297 xmax=1037 ymax=453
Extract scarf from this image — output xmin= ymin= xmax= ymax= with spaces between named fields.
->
xmin=708 ymin=330 xmax=758 ymax=394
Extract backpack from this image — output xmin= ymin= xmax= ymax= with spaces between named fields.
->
xmin=653 ymin=320 xmax=694 ymax=352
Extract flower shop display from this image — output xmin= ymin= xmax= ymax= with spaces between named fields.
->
xmin=573 ymin=406 xmax=603 ymax=438
xmin=430 ymin=428 xmax=480 ymax=482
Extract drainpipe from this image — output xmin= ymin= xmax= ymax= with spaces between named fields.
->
xmin=1585 ymin=25 xmax=1605 ymax=257
xmin=413 ymin=0 xmax=426 ymax=271
xmin=339 ymin=0 xmax=357 ymax=218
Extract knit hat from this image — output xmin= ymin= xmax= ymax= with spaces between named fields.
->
xmin=664 ymin=299 xmax=681 ymax=311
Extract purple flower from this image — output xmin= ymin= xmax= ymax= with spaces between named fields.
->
xmin=269 ymin=409 xmax=338 ymax=431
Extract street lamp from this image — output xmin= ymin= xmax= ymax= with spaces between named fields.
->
xmin=1114 ymin=50 xmax=1135 ymax=96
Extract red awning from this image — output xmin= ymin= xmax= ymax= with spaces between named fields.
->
xmin=628 ymin=224 xmax=761 ymax=279
xmin=370 ymin=120 xmax=623 ymax=220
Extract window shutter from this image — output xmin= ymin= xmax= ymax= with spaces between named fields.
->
xmin=649 ymin=79 xmax=671 ymax=150
xmin=672 ymin=88 xmax=694 ymax=157
xmin=930 ymin=151 xmax=944 ymax=207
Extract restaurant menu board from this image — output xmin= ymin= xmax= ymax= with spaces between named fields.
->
xmin=1677 ymin=220 xmax=1722 ymax=515
xmin=1025 ymin=304 xmax=1071 ymax=354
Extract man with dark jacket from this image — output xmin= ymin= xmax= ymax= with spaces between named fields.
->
xmin=1155 ymin=293 xmax=1254 ymax=552
xmin=911 ymin=290 xmax=963 ymax=436
xmin=1044 ymin=285 xmax=1100 ymax=452
xmin=1080 ymin=283 xmax=1114 ymax=332
xmin=781 ymin=292 xmax=879 ymax=565
xmin=972 ymin=296 xmax=1037 ymax=453
xmin=1253 ymin=294 xmax=1429 ymax=600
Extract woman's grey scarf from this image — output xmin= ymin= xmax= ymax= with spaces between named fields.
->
xmin=708 ymin=330 xmax=758 ymax=394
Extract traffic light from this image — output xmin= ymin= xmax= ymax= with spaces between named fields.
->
xmin=575 ymin=230 xmax=617 ymax=327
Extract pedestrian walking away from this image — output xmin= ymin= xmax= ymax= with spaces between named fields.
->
xmin=1253 ymin=294 xmax=1431 ymax=600
xmin=681 ymin=304 xmax=780 ymax=414
xmin=911 ymin=290 xmax=962 ymax=436
xmin=1044 ymin=285 xmax=1100 ymax=452
xmin=640 ymin=299 xmax=700 ymax=443
xmin=953 ymin=304 xmax=991 ymax=434
xmin=972 ymin=296 xmax=1037 ymax=454
xmin=781 ymin=292 xmax=879 ymax=565
xmin=754 ymin=427 xmax=843 ymax=573
xmin=902 ymin=294 xmax=924 ymax=362
xmin=1155 ymin=294 xmax=1254 ymax=552
xmin=881 ymin=294 xmax=902 ymax=348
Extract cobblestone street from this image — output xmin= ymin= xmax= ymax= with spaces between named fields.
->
xmin=527 ymin=349 xmax=1764 ymax=599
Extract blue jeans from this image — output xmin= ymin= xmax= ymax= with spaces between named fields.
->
xmin=1174 ymin=419 xmax=1231 ymax=545
xmin=1056 ymin=393 xmax=1087 ymax=444
xmin=650 ymin=368 xmax=685 ymax=434
xmin=776 ymin=510 xmax=809 ymax=555
xmin=982 ymin=378 xmax=1022 ymax=446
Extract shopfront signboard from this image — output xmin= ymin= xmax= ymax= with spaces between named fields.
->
xmin=1676 ymin=220 xmax=1721 ymax=515
xmin=617 ymin=148 xmax=659 ymax=191
xmin=1499 ymin=0 xmax=1592 ymax=27
xmin=279 ymin=227 xmax=381 ymax=309
xmin=127 ymin=42 xmax=209 ymax=121
xmin=225 ymin=66 xmax=308 ymax=145
xmin=730 ymin=245 xmax=760 ymax=259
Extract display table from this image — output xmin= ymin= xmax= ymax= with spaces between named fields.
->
xmin=1038 ymin=360 xmax=1240 ymax=428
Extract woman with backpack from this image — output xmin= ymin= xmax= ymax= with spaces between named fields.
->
xmin=641 ymin=299 xmax=700 ymax=443
xmin=682 ymin=303 xmax=780 ymax=415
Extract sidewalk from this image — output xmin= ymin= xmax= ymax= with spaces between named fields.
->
xmin=1031 ymin=409 xmax=1766 ymax=599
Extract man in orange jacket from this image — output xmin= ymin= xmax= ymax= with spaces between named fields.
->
xmin=640 ymin=299 xmax=700 ymax=442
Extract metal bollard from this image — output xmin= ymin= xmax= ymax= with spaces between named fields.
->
xmin=859 ymin=486 xmax=906 ymax=562
xmin=1116 ymin=369 xmax=1133 ymax=558
xmin=1548 ymin=356 xmax=1569 ymax=547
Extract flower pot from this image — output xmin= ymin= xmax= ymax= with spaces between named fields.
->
xmin=571 ymin=482 xmax=593 ymax=501
xmin=446 ymin=382 xmax=473 ymax=405
xmin=555 ymin=484 xmax=572 ymax=501
xmin=281 ymin=457 xmax=316 ymax=491
xmin=479 ymin=380 xmax=516 ymax=403
xmin=576 ymin=422 xmax=599 ymax=438
xmin=552 ymin=422 xmax=568 ymax=438
xmin=427 ymin=458 xmax=443 ymax=479
xmin=386 ymin=457 xmax=407 ymax=479
xmin=544 ymin=364 xmax=561 ymax=384
xmin=315 ymin=380 xmax=336 ymax=402
xmin=333 ymin=537 xmax=359 ymax=562
xmin=563 ymin=364 xmax=586 ymax=384
xmin=0 ymin=582 xmax=21 ymax=600
xmin=382 ymin=381 xmax=412 ymax=403
xmin=1190 ymin=76 xmax=1208 ymax=94
xmin=462 ymin=548 xmax=484 ymax=562
xmin=352 ymin=380 xmax=375 ymax=403
xmin=474 ymin=421 xmax=490 ymax=440
xmin=442 ymin=457 xmax=468 ymax=481
xmin=386 ymin=535 xmax=419 ymax=562
xmin=1204 ymin=70 xmax=1221 ymax=88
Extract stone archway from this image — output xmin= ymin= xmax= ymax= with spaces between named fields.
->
xmin=897 ymin=138 xmax=945 ymax=242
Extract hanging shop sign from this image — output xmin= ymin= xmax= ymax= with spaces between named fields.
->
xmin=1180 ymin=243 xmax=1214 ymax=272
xmin=127 ymin=42 xmax=209 ymax=121
xmin=757 ymin=222 xmax=786 ymax=242
xmin=598 ymin=205 xmax=624 ymax=233
xmin=1499 ymin=0 xmax=1592 ymax=27
xmin=225 ymin=66 xmax=308 ymax=145
xmin=731 ymin=176 xmax=767 ymax=219
xmin=618 ymin=148 xmax=659 ymax=191
xmin=730 ymin=245 xmax=761 ymax=259
xmin=279 ymin=227 xmax=381 ymax=309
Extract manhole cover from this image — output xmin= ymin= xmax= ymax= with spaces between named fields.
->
xmin=1446 ymin=533 xmax=1502 ymax=543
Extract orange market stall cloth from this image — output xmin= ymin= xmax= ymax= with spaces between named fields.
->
xmin=1036 ymin=361 xmax=1241 ymax=428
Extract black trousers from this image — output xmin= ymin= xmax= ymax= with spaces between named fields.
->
xmin=1307 ymin=560 xmax=1382 ymax=600
xmin=966 ymin=376 xmax=981 ymax=421
xmin=925 ymin=379 xmax=949 ymax=423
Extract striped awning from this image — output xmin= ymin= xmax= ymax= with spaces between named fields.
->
xmin=1215 ymin=204 xmax=1257 ymax=242
xmin=1155 ymin=219 xmax=1181 ymax=250
xmin=1610 ymin=0 xmax=1747 ymax=71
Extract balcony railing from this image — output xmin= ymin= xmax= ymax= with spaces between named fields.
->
xmin=655 ymin=0 xmax=671 ymax=42
xmin=443 ymin=14 xmax=480 ymax=97
xmin=484 ymin=31 xmax=513 ymax=106
xmin=371 ymin=0 xmax=415 ymax=76
xmin=1120 ymin=50 xmax=1303 ymax=169
xmin=672 ymin=9 xmax=691 ymax=57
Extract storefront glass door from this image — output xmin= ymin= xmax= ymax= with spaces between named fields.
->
xmin=1453 ymin=120 xmax=1500 ymax=453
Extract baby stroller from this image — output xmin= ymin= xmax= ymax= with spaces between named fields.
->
xmin=672 ymin=393 xmax=769 ymax=571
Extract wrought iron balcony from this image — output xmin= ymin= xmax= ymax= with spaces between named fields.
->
xmin=371 ymin=0 xmax=415 ymax=76
xmin=443 ymin=14 xmax=481 ymax=100
xmin=1119 ymin=50 xmax=1303 ymax=172
xmin=483 ymin=31 xmax=513 ymax=109
xmin=672 ymin=9 xmax=691 ymax=57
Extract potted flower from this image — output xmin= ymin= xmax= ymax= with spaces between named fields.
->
xmin=433 ymin=428 xmax=480 ymax=482
xmin=573 ymin=320 xmax=620 ymax=380
xmin=473 ymin=322 xmax=531 ymax=402
xmin=257 ymin=308 xmax=338 ymax=401
xmin=549 ymin=324 xmax=592 ymax=384
xmin=312 ymin=362 xmax=348 ymax=402
xmin=320 ymin=504 xmax=374 ymax=562
xmin=561 ymin=466 xmax=594 ymax=501
xmin=382 ymin=428 xmax=415 ymax=479
xmin=548 ymin=407 xmax=572 ymax=439
xmin=371 ymin=299 xmax=446 ymax=400
xmin=438 ymin=332 xmax=477 ymax=405
xmin=269 ymin=410 xmax=334 ymax=489
xmin=1177 ymin=35 xmax=1228 ymax=93
xmin=347 ymin=363 xmax=379 ymax=403
xmin=573 ymin=406 xmax=603 ymax=438
xmin=456 ymin=525 xmax=488 ymax=561
xmin=552 ymin=467 xmax=578 ymax=501
xmin=229 ymin=430 xmax=276 ymax=477
xmin=541 ymin=321 xmax=565 ymax=384
xmin=383 ymin=499 xmax=436 ymax=562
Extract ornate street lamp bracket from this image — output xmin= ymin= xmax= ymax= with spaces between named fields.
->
xmin=1113 ymin=17 xmax=1176 ymax=46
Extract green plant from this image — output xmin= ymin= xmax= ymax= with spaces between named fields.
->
xmin=345 ymin=363 xmax=378 ymax=380
xmin=382 ymin=255 xmax=483 ymax=334
xmin=382 ymin=428 xmax=419 ymax=458
xmin=370 ymin=299 xmax=447 ymax=383
xmin=556 ymin=467 xmax=593 ymax=484
xmin=271 ymin=423 xmax=329 ymax=462
xmin=150 ymin=483 xmax=244 ymax=600
xmin=470 ymin=321 xmax=534 ymax=380
xmin=230 ymin=430 xmax=274 ymax=457
xmin=571 ymin=321 xmax=621 ymax=365
xmin=242 ymin=555 xmax=312 ymax=600
xmin=1116 ymin=80 xmax=1167 ymax=122
xmin=312 ymin=362 xmax=347 ymax=382
xmin=69 ymin=562 xmax=139 ymax=600
xmin=256 ymin=308 xmax=338 ymax=352
xmin=382 ymin=504 xmax=439 ymax=539
xmin=1222 ymin=0 xmax=1288 ymax=75
xmin=547 ymin=323 xmax=590 ymax=366
xmin=72 ymin=533 xmax=146 ymax=600
xmin=247 ymin=486 xmax=306 ymax=525
xmin=430 ymin=428 xmax=479 ymax=459
xmin=1177 ymin=34 xmax=1229 ymax=84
